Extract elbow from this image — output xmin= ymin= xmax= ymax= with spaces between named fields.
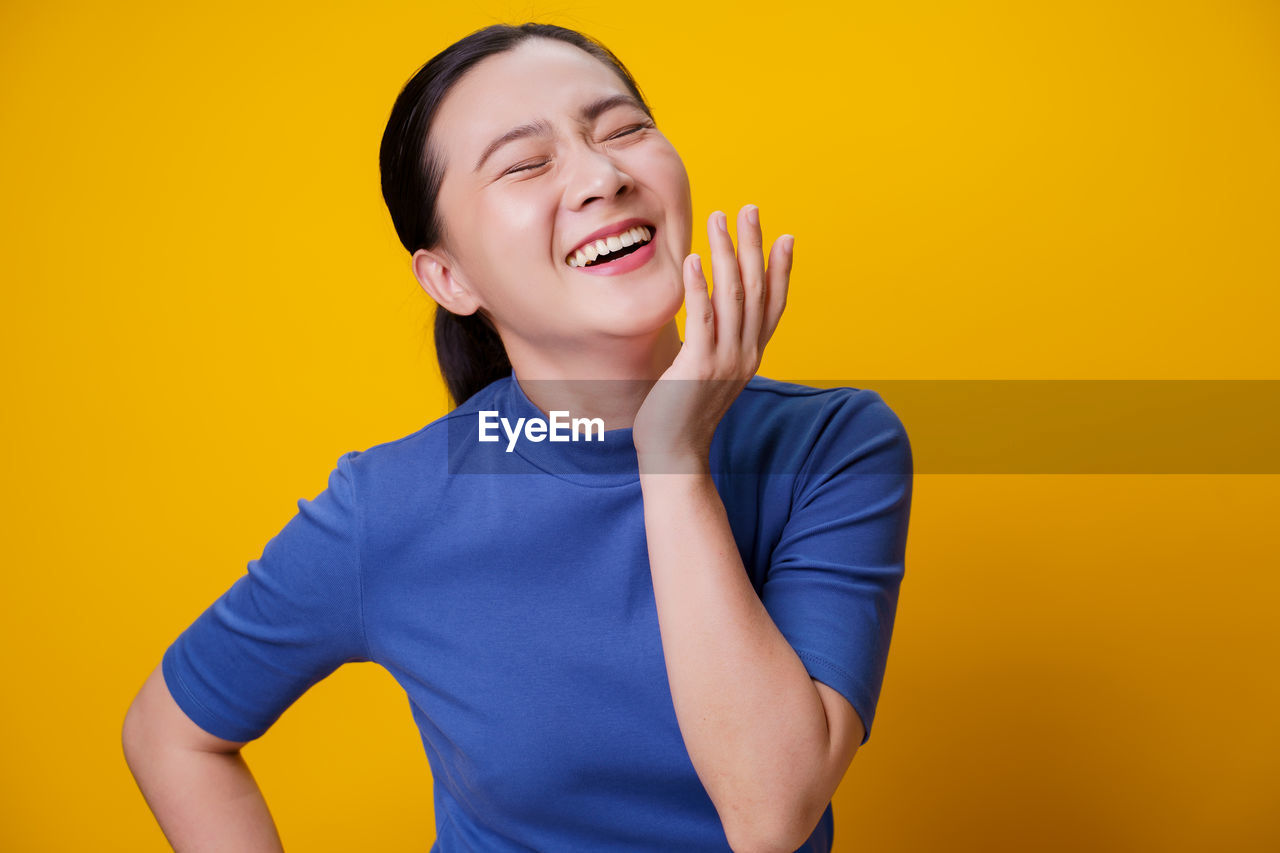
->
xmin=121 ymin=695 xmax=158 ymax=772
xmin=122 ymin=697 xmax=142 ymax=759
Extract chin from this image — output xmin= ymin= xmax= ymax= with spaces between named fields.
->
xmin=588 ymin=297 xmax=681 ymax=340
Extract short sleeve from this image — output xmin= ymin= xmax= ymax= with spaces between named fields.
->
xmin=161 ymin=451 xmax=370 ymax=743
xmin=762 ymin=391 xmax=913 ymax=747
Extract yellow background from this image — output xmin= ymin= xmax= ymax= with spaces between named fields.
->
xmin=3 ymin=0 xmax=1278 ymax=849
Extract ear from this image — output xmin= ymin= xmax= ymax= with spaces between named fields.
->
xmin=412 ymin=247 xmax=483 ymax=316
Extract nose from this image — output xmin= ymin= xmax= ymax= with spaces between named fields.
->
xmin=564 ymin=142 xmax=634 ymax=209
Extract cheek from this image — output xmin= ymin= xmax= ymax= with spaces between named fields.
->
xmin=487 ymin=192 xmax=555 ymax=252
xmin=646 ymin=150 xmax=693 ymax=249
xmin=638 ymin=145 xmax=689 ymax=192
xmin=488 ymin=194 xmax=533 ymax=230
xmin=645 ymin=149 xmax=692 ymax=221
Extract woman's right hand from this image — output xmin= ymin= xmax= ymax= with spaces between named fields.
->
xmin=632 ymin=204 xmax=794 ymax=469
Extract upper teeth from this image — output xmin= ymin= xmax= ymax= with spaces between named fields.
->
xmin=566 ymin=226 xmax=653 ymax=267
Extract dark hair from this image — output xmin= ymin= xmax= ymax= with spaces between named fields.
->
xmin=379 ymin=23 xmax=655 ymax=408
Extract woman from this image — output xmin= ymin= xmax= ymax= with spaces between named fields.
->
xmin=122 ymin=22 xmax=913 ymax=853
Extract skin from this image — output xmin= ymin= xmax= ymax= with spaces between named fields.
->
xmin=414 ymin=38 xmax=866 ymax=853
xmin=122 ymin=663 xmax=281 ymax=850
xmin=414 ymin=37 xmax=692 ymax=427
xmin=122 ymin=36 xmax=865 ymax=853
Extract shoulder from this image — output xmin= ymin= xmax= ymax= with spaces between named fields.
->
xmin=339 ymin=374 xmax=512 ymax=486
xmin=719 ymin=376 xmax=911 ymax=476
xmin=735 ymin=375 xmax=902 ymax=427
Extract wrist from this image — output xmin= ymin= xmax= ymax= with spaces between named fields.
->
xmin=635 ymin=445 xmax=711 ymax=476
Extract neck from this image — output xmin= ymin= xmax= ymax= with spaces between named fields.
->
xmin=503 ymin=322 xmax=683 ymax=431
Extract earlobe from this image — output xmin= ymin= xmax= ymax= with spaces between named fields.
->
xmin=412 ymin=248 xmax=482 ymax=315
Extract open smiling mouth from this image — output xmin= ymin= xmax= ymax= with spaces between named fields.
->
xmin=566 ymin=225 xmax=655 ymax=269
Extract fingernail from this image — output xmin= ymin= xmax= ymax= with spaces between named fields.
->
xmin=717 ymin=211 xmax=728 ymax=232
xmin=691 ymin=254 xmax=702 ymax=274
xmin=784 ymin=234 xmax=795 ymax=253
xmin=746 ymin=205 xmax=759 ymax=226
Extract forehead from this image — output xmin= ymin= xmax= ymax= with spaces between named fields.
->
xmin=431 ymin=39 xmax=633 ymax=170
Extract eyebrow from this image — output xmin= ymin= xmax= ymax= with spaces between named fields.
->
xmin=472 ymin=93 xmax=648 ymax=174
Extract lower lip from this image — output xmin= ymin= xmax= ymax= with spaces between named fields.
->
xmin=569 ymin=232 xmax=657 ymax=276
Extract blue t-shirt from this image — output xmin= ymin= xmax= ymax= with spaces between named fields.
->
xmin=162 ymin=370 xmax=913 ymax=852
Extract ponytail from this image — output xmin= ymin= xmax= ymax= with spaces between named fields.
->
xmin=433 ymin=307 xmax=511 ymax=408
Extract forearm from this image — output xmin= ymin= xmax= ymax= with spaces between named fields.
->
xmin=123 ymin=738 xmax=284 ymax=852
xmin=638 ymin=462 xmax=830 ymax=852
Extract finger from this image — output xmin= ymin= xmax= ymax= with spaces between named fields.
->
xmin=737 ymin=204 xmax=766 ymax=362
xmin=761 ymin=234 xmax=793 ymax=347
xmin=681 ymin=252 xmax=716 ymax=360
xmin=706 ymin=209 xmax=744 ymax=357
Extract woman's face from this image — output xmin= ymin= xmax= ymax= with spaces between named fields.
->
xmin=415 ymin=38 xmax=693 ymax=361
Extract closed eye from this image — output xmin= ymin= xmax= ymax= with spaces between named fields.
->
xmin=609 ymin=122 xmax=653 ymax=140
xmin=504 ymin=121 xmax=655 ymax=175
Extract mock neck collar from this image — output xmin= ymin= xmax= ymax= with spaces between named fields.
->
xmin=481 ymin=369 xmax=641 ymax=485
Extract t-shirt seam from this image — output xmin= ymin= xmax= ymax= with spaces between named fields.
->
xmin=341 ymin=451 xmax=372 ymax=662
xmin=788 ymin=388 xmax=861 ymax=507
xmin=356 ymin=408 xmax=476 ymax=455
xmin=795 ymin=649 xmax=876 ymax=746
xmin=509 ymin=446 xmax=643 ymax=490
xmin=793 ymin=648 xmax=860 ymax=688
xmin=745 ymin=378 xmax=856 ymax=399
